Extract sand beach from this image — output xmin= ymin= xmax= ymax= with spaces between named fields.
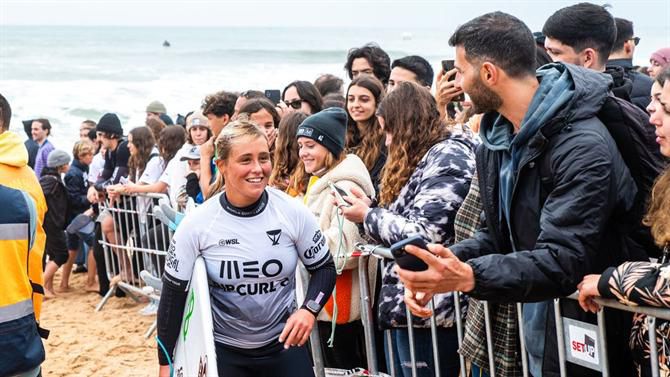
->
xmin=41 ymin=272 xmax=157 ymax=376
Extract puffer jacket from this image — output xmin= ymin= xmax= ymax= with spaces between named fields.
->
xmin=364 ymin=135 xmax=476 ymax=328
xmin=64 ymin=158 xmax=90 ymax=220
xmin=303 ymin=154 xmax=376 ymax=323
xmin=450 ymin=63 xmax=641 ymax=376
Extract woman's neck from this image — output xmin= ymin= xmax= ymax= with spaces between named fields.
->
xmin=220 ymin=190 xmax=268 ymax=217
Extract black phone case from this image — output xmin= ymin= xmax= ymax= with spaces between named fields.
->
xmin=390 ymin=235 xmax=429 ymax=271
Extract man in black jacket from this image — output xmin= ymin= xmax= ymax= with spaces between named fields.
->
xmin=607 ymin=18 xmax=654 ymax=111
xmin=396 ymin=12 xmax=639 ymax=376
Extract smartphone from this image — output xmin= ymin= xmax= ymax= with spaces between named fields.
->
xmin=389 ymin=234 xmax=429 ymax=271
xmin=440 ymin=60 xmax=465 ymax=102
xmin=264 ymin=89 xmax=281 ymax=105
xmin=328 ymin=181 xmax=351 ymax=208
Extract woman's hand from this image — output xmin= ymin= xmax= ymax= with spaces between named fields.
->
xmin=123 ymin=182 xmax=140 ymax=194
xmin=278 ymin=309 xmax=315 ymax=349
xmin=158 ymin=364 xmax=170 ymax=377
xmin=577 ymin=274 xmax=602 ymax=313
xmin=338 ymin=187 xmax=372 ymax=224
xmin=87 ymin=186 xmax=100 ymax=204
xmin=276 ymin=101 xmax=290 ymax=119
xmin=404 ymin=288 xmax=434 ymax=318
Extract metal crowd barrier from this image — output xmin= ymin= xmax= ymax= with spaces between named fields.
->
xmin=95 ymin=192 xmax=173 ymax=337
xmin=353 ymin=243 xmax=670 ymax=377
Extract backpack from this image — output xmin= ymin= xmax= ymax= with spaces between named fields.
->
xmin=541 ymin=95 xmax=668 ymax=259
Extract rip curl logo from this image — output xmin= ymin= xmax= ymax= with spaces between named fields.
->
xmin=266 ymin=229 xmax=282 ymax=246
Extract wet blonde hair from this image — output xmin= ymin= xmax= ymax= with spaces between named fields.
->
xmin=207 ymin=116 xmax=268 ymax=198
xmin=643 ymin=168 xmax=670 ymax=248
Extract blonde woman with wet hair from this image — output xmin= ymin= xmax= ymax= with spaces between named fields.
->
xmin=157 ymin=119 xmax=336 ymax=377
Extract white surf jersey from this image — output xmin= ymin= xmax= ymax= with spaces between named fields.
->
xmin=164 ymin=187 xmax=330 ymax=349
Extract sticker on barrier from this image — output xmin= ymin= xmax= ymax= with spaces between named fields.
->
xmin=173 ymin=257 xmax=218 ymax=376
xmin=562 ymin=317 xmax=602 ymax=371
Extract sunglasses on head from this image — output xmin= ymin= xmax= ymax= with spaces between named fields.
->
xmin=284 ymin=99 xmax=303 ymax=110
xmin=629 ymin=37 xmax=640 ymax=46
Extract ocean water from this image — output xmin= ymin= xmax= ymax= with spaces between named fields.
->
xmin=1 ymin=25 xmax=668 ymax=151
xmin=0 ymin=26 xmax=454 ymax=150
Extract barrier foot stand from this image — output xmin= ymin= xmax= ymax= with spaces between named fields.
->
xmin=95 ymin=284 xmax=116 ymax=312
xmin=145 ymin=320 xmax=157 ymax=339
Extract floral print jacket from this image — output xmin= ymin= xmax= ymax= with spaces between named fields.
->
xmin=599 ymin=254 xmax=670 ymax=376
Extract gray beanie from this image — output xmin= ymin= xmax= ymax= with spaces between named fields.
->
xmin=47 ymin=149 xmax=71 ymax=168
xmin=146 ymin=100 xmax=167 ymax=114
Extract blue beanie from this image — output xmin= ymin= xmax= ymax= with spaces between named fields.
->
xmin=296 ymin=107 xmax=347 ymax=157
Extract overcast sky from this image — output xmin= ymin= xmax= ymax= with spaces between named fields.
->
xmin=1 ymin=0 xmax=669 ymax=33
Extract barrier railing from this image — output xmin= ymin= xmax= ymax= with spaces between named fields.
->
xmin=95 ymin=192 xmax=172 ymax=337
xmin=355 ymin=243 xmax=670 ymax=377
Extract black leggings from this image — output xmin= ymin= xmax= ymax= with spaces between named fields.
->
xmin=215 ymin=342 xmax=314 ymax=377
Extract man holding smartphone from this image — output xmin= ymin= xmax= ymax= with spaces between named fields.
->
xmin=397 ymin=11 xmax=639 ymax=376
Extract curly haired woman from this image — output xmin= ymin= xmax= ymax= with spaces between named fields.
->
xmin=342 ymin=82 xmax=476 ymax=377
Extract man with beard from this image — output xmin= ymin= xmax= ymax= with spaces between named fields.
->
xmin=395 ymin=12 xmax=638 ymax=376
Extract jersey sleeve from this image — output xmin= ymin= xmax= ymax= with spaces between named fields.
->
xmin=294 ymin=203 xmax=331 ymax=272
xmin=162 ymin=214 xmax=199 ymax=291
xmin=139 ymin=157 xmax=164 ymax=184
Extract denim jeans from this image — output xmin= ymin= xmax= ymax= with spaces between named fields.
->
xmin=385 ymin=326 xmax=460 ymax=377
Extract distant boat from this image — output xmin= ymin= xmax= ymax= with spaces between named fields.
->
xmin=163 ymin=40 xmax=171 ymax=47
xmin=402 ymin=32 xmax=413 ymax=41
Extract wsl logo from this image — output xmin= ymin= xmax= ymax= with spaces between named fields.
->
xmin=266 ymin=229 xmax=282 ymax=246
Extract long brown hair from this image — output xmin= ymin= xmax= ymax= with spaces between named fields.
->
xmin=377 ymin=82 xmax=449 ymax=206
xmin=345 ymin=75 xmax=385 ymax=172
xmin=158 ymin=126 xmax=186 ymax=164
xmin=207 ymin=117 xmax=268 ymax=198
xmin=128 ymin=126 xmax=156 ymax=182
xmin=643 ymin=168 xmax=670 ymax=248
xmin=145 ymin=117 xmax=166 ymax=141
xmin=270 ymin=112 xmax=308 ymax=192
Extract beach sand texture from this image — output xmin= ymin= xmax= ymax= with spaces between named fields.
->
xmin=41 ymin=272 xmax=157 ymax=376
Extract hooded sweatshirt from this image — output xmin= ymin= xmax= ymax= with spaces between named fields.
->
xmin=479 ymin=63 xmax=575 ymax=236
xmin=303 ymin=154 xmax=376 ymax=323
xmin=0 ymin=130 xmax=47 ymax=321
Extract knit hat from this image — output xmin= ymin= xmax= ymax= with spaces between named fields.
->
xmin=296 ymin=107 xmax=347 ymax=157
xmin=96 ymin=113 xmax=123 ymax=136
xmin=47 ymin=149 xmax=70 ymax=168
xmin=650 ymin=48 xmax=670 ymax=66
xmin=186 ymin=110 xmax=209 ymax=131
xmin=146 ymin=100 xmax=167 ymax=114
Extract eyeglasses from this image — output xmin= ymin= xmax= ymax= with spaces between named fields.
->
xmin=629 ymin=37 xmax=640 ymax=46
xmin=284 ymin=99 xmax=304 ymax=110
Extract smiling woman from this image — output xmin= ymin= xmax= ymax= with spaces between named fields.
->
xmin=156 ymin=118 xmax=337 ymax=377
xmin=295 ymin=107 xmax=377 ymax=370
